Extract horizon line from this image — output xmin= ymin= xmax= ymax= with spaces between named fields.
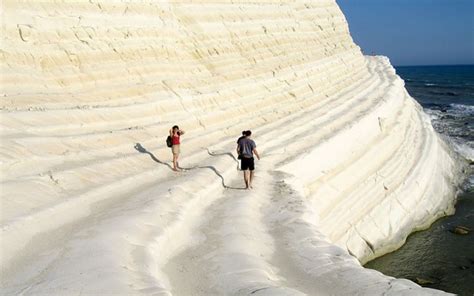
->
xmin=394 ymin=63 xmax=474 ymax=67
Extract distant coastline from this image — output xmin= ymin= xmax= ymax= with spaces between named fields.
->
xmin=395 ymin=64 xmax=474 ymax=68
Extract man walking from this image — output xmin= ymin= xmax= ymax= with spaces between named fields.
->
xmin=237 ymin=130 xmax=260 ymax=189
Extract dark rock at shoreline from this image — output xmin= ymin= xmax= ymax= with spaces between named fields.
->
xmin=449 ymin=226 xmax=470 ymax=235
xmin=415 ymin=277 xmax=437 ymax=285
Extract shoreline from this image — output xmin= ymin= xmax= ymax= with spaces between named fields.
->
xmin=366 ymin=188 xmax=474 ymax=295
xmin=366 ymin=63 xmax=474 ymax=295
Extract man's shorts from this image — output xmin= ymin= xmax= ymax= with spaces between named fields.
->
xmin=172 ymin=144 xmax=180 ymax=155
xmin=241 ymin=157 xmax=255 ymax=171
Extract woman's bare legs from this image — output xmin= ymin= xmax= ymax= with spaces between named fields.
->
xmin=173 ymin=153 xmax=179 ymax=171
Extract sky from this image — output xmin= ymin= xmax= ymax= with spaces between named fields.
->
xmin=336 ymin=0 xmax=474 ymax=66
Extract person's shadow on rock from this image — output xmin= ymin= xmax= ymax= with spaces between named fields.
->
xmin=134 ymin=143 xmax=246 ymax=190
xmin=134 ymin=143 xmax=173 ymax=170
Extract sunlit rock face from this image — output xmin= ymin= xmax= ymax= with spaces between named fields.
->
xmin=1 ymin=1 xmax=459 ymax=295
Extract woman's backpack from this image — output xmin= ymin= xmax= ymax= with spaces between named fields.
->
xmin=166 ymin=136 xmax=173 ymax=148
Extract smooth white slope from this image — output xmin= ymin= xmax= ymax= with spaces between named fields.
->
xmin=2 ymin=57 xmax=458 ymax=295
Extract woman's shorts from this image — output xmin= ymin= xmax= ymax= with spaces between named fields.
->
xmin=241 ymin=157 xmax=255 ymax=171
xmin=172 ymin=144 xmax=180 ymax=155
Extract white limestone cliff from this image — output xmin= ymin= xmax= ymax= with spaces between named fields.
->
xmin=1 ymin=1 xmax=462 ymax=295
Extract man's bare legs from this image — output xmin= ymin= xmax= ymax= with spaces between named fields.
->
xmin=242 ymin=170 xmax=255 ymax=189
xmin=249 ymin=171 xmax=255 ymax=189
xmin=243 ymin=170 xmax=250 ymax=189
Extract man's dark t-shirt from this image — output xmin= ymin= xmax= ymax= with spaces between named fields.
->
xmin=238 ymin=138 xmax=256 ymax=158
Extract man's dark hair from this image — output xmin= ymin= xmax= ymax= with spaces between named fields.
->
xmin=244 ymin=130 xmax=252 ymax=136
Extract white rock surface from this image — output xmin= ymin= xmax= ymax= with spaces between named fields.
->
xmin=1 ymin=1 xmax=461 ymax=295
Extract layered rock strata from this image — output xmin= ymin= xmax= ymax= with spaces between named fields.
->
xmin=1 ymin=1 xmax=460 ymax=295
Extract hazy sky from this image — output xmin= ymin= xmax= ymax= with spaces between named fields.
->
xmin=336 ymin=0 xmax=474 ymax=66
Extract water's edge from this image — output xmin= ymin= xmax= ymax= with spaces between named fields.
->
xmin=365 ymin=189 xmax=474 ymax=295
xmin=365 ymin=65 xmax=474 ymax=296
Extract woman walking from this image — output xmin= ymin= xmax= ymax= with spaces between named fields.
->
xmin=170 ymin=125 xmax=185 ymax=171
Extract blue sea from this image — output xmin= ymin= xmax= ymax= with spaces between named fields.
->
xmin=365 ymin=65 xmax=474 ymax=296
xmin=399 ymin=65 xmax=474 ymax=162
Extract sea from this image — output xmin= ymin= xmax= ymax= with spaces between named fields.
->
xmin=365 ymin=65 xmax=474 ymax=295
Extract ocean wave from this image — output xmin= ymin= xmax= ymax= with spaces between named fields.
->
xmin=424 ymin=103 xmax=474 ymax=119
xmin=427 ymin=90 xmax=459 ymax=97
xmin=424 ymin=103 xmax=473 ymax=161
xmin=466 ymin=175 xmax=474 ymax=190
xmin=450 ymin=103 xmax=474 ymax=115
xmin=424 ymin=108 xmax=442 ymax=121
xmin=436 ymin=130 xmax=474 ymax=162
xmin=423 ymin=102 xmax=447 ymax=108
xmin=407 ymin=82 xmax=474 ymax=92
xmin=452 ymin=140 xmax=474 ymax=162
